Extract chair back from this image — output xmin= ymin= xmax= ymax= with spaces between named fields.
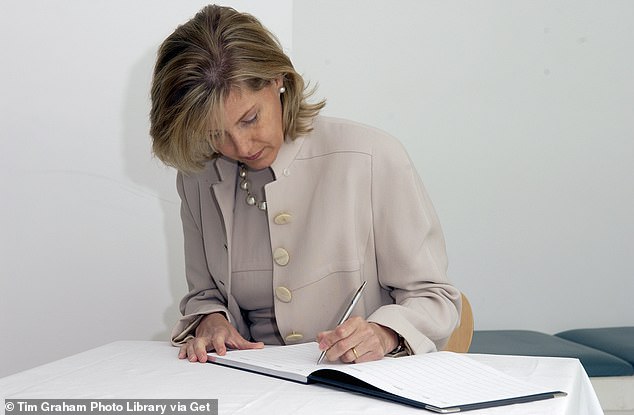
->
xmin=444 ymin=293 xmax=474 ymax=353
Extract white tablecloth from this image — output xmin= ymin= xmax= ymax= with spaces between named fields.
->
xmin=0 ymin=341 xmax=603 ymax=415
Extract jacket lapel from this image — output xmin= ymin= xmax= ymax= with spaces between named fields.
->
xmin=202 ymin=157 xmax=237 ymax=295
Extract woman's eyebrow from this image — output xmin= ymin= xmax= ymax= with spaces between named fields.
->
xmin=233 ymin=104 xmax=257 ymax=125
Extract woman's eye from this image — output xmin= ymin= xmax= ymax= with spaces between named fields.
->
xmin=242 ymin=113 xmax=258 ymax=125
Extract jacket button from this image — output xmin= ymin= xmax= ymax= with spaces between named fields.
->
xmin=274 ymin=212 xmax=293 ymax=225
xmin=273 ymin=247 xmax=290 ymax=266
xmin=275 ymin=286 xmax=292 ymax=303
xmin=285 ymin=332 xmax=304 ymax=342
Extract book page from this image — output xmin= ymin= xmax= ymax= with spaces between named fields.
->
xmin=210 ymin=344 xmax=561 ymax=409
xmin=209 ymin=342 xmax=339 ymax=382
xmin=333 ymin=351 xmax=560 ymax=408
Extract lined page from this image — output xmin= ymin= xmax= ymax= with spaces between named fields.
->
xmin=210 ymin=343 xmax=340 ymax=381
xmin=211 ymin=344 xmax=561 ymax=408
xmin=336 ymin=351 xmax=559 ymax=407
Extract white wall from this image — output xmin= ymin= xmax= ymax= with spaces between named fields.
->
xmin=1 ymin=0 xmax=632 ymax=379
xmin=0 ymin=0 xmax=292 ymax=378
xmin=292 ymin=0 xmax=634 ymax=332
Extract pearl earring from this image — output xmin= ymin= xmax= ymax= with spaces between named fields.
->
xmin=279 ymin=86 xmax=286 ymax=94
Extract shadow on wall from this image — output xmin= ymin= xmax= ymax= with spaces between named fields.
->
xmin=121 ymin=47 xmax=186 ymax=342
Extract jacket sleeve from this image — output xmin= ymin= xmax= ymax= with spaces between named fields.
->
xmin=170 ymin=172 xmax=231 ymax=345
xmin=366 ymin=135 xmax=462 ymax=354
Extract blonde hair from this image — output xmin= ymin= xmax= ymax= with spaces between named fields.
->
xmin=150 ymin=4 xmax=325 ymax=172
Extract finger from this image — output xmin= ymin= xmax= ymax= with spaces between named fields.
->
xmin=318 ymin=324 xmax=353 ymax=352
xmin=339 ymin=346 xmax=360 ymax=364
xmin=328 ymin=316 xmax=366 ymax=343
xmin=350 ymin=345 xmax=371 ymax=363
xmin=223 ymin=328 xmax=264 ymax=350
xmin=193 ymin=337 xmax=210 ymax=363
xmin=316 ymin=330 xmax=333 ymax=351
xmin=350 ymin=343 xmax=385 ymax=363
xmin=178 ymin=344 xmax=188 ymax=359
xmin=211 ymin=335 xmax=228 ymax=356
xmin=317 ymin=317 xmax=371 ymax=361
xmin=327 ymin=327 xmax=369 ymax=361
xmin=345 ymin=326 xmax=387 ymax=363
xmin=325 ymin=338 xmax=359 ymax=362
xmin=333 ymin=322 xmax=386 ymax=363
xmin=186 ymin=338 xmax=205 ymax=362
xmin=186 ymin=342 xmax=199 ymax=362
xmin=240 ymin=340 xmax=264 ymax=350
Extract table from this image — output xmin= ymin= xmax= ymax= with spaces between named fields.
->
xmin=0 ymin=341 xmax=603 ymax=415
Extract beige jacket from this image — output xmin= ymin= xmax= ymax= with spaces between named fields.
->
xmin=171 ymin=116 xmax=461 ymax=354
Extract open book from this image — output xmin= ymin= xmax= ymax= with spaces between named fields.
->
xmin=208 ymin=342 xmax=566 ymax=413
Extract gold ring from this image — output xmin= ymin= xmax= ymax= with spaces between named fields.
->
xmin=351 ymin=347 xmax=359 ymax=360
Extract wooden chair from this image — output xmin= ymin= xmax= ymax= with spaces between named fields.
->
xmin=444 ymin=293 xmax=474 ymax=353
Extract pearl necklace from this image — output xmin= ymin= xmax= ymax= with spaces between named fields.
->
xmin=238 ymin=163 xmax=267 ymax=211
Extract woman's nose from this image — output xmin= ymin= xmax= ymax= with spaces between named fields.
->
xmin=232 ymin=132 xmax=253 ymax=157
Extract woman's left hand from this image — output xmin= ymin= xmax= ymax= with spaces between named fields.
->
xmin=316 ymin=316 xmax=399 ymax=363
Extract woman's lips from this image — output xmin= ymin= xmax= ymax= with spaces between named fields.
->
xmin=244 ymin=149 xmax=263 ymax=161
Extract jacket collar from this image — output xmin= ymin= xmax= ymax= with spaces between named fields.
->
xmin=206 ymin=133 xmax=304 ymax=183
xmin=202 ymin=155 xmax=234 ymax=186
xmin=205 ymin=156 xmax=237 ymax=254
xmin=271 ymin=136 xmax=305 ymax=179
xmin=204 ymin=134 xmax=305 ymax=234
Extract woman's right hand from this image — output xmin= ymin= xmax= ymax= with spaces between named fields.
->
xmin=178 ymin=312 xmax=264 ymax=362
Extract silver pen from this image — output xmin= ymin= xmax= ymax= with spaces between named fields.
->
xmin=316 ymin=280 xmax=367 ymax=364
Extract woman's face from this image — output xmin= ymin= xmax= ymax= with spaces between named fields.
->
xmin=214 ymin=79 xmax=285 ymax=170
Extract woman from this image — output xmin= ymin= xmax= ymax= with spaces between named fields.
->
xmin=150 ymin=4 xmax=461 ymax=364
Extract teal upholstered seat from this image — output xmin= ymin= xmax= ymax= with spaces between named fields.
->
xmin=469 ymin=330 xmax=634 ymax=377
xmin=556 ymin=327 xmax=634 ymax=368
